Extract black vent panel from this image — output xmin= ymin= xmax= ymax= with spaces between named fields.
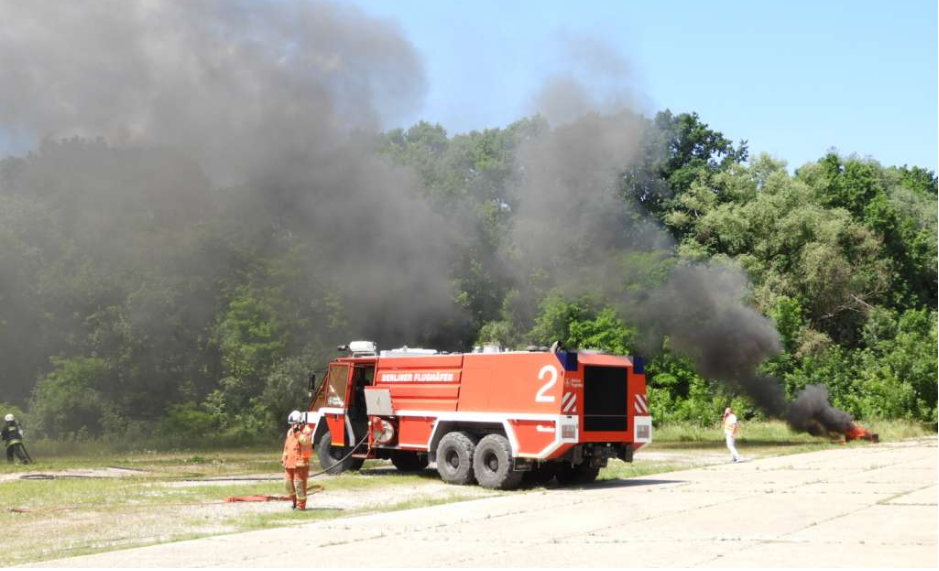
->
xmin=583 ymin=366 xmax=628 ymax=431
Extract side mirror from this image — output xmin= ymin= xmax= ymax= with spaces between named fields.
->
xmin=307 ymin=373 xmax=316 ymax=397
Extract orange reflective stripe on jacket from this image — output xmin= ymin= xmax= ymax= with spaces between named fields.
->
xmin=283 ymin=425 xmax=314 ymax=468
xmin=298 ymin=425 xmax=313 ymax=460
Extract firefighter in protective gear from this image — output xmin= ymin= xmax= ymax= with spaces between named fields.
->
xmin=2 ymin=414 xmax=29 ymax=464
xmin=282 ymin=410 xmax=314 ymax=509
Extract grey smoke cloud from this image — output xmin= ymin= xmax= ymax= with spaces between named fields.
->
xmin=508 ymin=36 xmax=649 ymax=288
xmin=0 ymin=0 xmax=426 ymax=181
xmin=0 ymin=0 xmax=460 ymax=345
xmin=509 ymin=109 xmax=645 ymax=279
xmin=532 ymin=33 xmax=642 ymax=126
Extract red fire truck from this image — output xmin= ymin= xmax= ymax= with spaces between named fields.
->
xmin=303 ymin=341 xmax=652 ymax=489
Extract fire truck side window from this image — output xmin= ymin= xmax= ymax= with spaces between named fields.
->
xmin=326 ymin=364 xmax=350 ymax=407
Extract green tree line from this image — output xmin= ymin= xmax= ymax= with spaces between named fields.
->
xmin=0 ymin=111 xmax=935 ymax=444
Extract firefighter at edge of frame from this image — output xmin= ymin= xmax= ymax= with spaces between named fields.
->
xmin=282 ymin=410 xmax=314 ymax=510
xmin=2 ymin=414 xmax=29 ymax=464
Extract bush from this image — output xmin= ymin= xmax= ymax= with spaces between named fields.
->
xmin=28 ymin=357 xmax=123 ymax=439
xmin=258 ymin=357 xmax=314 ymax=434
xmin=528 ymin=294 xmax=635 ymax=352
xmin=160 ymin=402 xmax=219 ymax=444
xmin=780 ymin=307 xmax=938 ymax=424
xmin=567 ymin=308 xmax=635 ymax=354
xmin=476 ymin=319 xmax=518 ymax=348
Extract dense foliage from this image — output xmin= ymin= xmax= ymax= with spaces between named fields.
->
xmin=1 ymin=111 xmax=935 ymax=442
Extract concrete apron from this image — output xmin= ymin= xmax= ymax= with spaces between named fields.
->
xmin=32 ymin=436 xmax=938 ymax=568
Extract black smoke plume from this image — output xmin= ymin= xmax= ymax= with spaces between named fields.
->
xmin=786 ymin=384 xmax=854 ymax=436
xmin=638 ymin=262 xmax=789 ymax=416
xmin=514 ymin=41 xmax=849 ymax=431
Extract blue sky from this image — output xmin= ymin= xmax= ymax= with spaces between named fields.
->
xmin=352 ymin=0 xmax=938 ymax=171
xmin=1 ymin=1 xmax=934 ymax=172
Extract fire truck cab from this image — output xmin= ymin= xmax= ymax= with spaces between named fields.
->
xmin=304 ymin=341 xmax=652 ymax=489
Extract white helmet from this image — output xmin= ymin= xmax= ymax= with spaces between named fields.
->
xmin=4 ymin=414 xmax=13 ymax=422
xmin=287 ymin=410 xmax=302 ymax=424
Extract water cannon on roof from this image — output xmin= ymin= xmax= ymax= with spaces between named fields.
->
xmin=472 ymin=343 xmax=502 ymax=354
xmin=337 ymin=340 xmax=378 ymax=356
xmin=380 ymin=346 xmax=439 ymax=357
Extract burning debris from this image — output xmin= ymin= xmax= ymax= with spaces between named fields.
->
xmin=787 ymin=384 xmax=878 ymax=442
xmin=844 ymin=423 xmax=879 ymax=443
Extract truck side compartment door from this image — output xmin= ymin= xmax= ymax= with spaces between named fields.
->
xmin=324 ymin=363 xmax=351 ymax=446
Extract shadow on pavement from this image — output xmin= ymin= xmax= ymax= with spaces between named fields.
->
xmin=527 ymin=478 xmax=686 ymax=492
xmin=582 ymin=478 xmax=686 ymax=490
xmin=652 ymin=439 xmax=825 ymax=449
xmin=356 ymin=467 xmax=439 ymax=480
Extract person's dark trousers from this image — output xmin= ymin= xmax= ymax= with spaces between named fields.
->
xmin=7 ymin=444 xmax=27 ymax=463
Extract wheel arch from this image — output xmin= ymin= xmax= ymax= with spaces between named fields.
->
xmin=310 ymin=412 xmax=329 ymax=446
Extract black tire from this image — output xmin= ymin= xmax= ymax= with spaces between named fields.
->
xmin=391 ymin=450 xmax=429 ymax=472
xmin=436 ymin=431 xmax=477 ymax=485
xmin=317 ymin=430 xmax=361 ymax=473
xmin=522 ymin=463 xmax=557 ymax=486
xmin=473 ymin=434 xmax=523 ymax=490
xmin=555 ymin=463 xmax=600 ymax=486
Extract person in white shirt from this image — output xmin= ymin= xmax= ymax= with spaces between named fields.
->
xmin=722 ymin=407 xmax=742 ymax=462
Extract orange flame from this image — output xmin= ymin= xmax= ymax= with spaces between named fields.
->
xmin=844 ymin=422 xmax=879 ymax=443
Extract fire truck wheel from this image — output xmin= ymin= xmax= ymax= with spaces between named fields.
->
xmin=473 ymin=434 xmax=523 ymax=490
xmin=391 ymin=450 xmax=429 ymax=472
xmin=436 ymin=431 xmax=478 ymax=485
xmin=555 ymin=463 xmax=599 ymax=486
xmin=316 ymin=430 xmax=360 ymax=473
